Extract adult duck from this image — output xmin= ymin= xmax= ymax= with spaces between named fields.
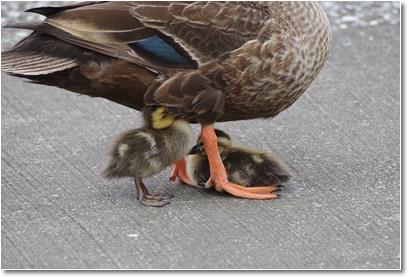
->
xmin=2 ymin=1 xmax=332 ymax=200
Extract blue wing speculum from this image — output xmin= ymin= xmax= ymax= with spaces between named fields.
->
xmin=128 ymin=35 xmax=196 ymax=68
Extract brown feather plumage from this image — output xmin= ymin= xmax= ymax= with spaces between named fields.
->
xmin=2 ymin=32 xmax=156 ymax=110
xmin=2 ymin=1 xmax=332 ymax=123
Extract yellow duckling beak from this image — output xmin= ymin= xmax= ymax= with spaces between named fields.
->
xmin=151 ymin=107 xmax=175 ymax=129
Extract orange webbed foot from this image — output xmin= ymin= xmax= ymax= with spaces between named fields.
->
xmin=169 ymin=163 xmax=179 ymax=182
xmin=230 ymin=184 xmax=281 ymax=195
xmin=201 ymin=125 xmax=280 ymax=200
xmin=170 ymin=159 xmax=195 ymax=186
xmin=210 ymin=178 xmax=280 ymax=200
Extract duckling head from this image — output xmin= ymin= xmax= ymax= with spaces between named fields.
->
xmin=189 ymin=129 xmax=232 ymax=155
xmin=143 ymin=106 xmax=175 ymax=129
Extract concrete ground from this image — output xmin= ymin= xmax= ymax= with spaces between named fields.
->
xmin=1 ymin=24 xmax=400 ymax=269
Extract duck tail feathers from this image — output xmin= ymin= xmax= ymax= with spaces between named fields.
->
xmin=3 ymin=21 xmax=41 ymax=31
xmin=25 ymin=2 xmax=106 ymax=17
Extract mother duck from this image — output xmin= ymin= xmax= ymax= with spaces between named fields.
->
xmin=2 ymin=1 xmax=332 ymax=200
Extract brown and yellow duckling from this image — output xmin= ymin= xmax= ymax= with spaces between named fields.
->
xmin=103 ymin=107 xmax=194 ymax=207
xmin=174 ymin=130 xmax=290 ymax=197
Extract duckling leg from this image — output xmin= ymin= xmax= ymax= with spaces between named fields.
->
xmin=134 ymin=177 xmax=173 ymax=207
xmin=170 ymin=159 xmax=195 ymax=186
xmin=201 ymin=125 xmax=279 ymax=200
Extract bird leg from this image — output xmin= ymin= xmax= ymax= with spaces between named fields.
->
xmin=200 ymin=124 xmax=279 ymax=200
xmin=170 ymin=159 xmax=195 ymax=186
xmin=134 ymin=177 xmax=173 ymax=207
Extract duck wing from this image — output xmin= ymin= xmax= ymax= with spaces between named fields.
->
xmin=21 ymin=1 xmax=198 ymax=71
xmin=39 ymin=1 xmax=268 ymax=68
xmin=129 ymin=1 xmax=269 ymax=63
xmin=6 ymin=1 xmax=268 ymax=71
xmin=2 ymin=30 xmax=157 ymax=111
xmin=1 ymin=1 xmax=183 ymax=110
xmin=2 ymin=1 xmax=269 ymax=118
xmin=130 ymin=1 xmax=270 ymax=122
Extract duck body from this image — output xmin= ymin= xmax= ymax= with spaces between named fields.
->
xmin=185 ymin=130 xmax=290 ymax=189
xmin=2 ymin=1 xmax=331 ymax=122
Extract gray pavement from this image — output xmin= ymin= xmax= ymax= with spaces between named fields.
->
xmin=1 ymin=23 xmax=400 ymax=269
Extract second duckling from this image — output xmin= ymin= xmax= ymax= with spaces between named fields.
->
xmin=103 ymin=107 xmax=194 ymax=207
xmin=184 ymin=129 xmax=291 ymax=192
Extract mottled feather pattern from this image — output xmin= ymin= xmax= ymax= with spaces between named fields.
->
xmin=138 ymin=1 xmax=331 ymax=122
xmin=146 ymin=70 xmax=225 ymax=123
xmin=130 ymin=1 xmax=266 ymax=63
xmin=218 ymin=2 xmax=332 ymax=121
xmin=2 ymin=1 xmax=331 ymax=123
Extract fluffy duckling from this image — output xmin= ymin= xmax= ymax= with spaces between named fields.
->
xmin=103 ymin=107 xmax=194 ymax=207
xmin=185 ymin=130 xmax=291 ymax=192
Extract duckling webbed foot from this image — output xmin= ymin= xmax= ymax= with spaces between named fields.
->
xmin=134 ymin=177 xmax=173 ymax=207
xmin=170 ymin=159 xmax=195 ymax=186
xmin=201 ymin=125 xmax=280 ymax=200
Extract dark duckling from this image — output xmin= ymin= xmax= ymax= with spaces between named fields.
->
xmin=103 ymin=107 xmax=194 ymax=207
xmin=183 ymin=130 xmax=290 ymax=194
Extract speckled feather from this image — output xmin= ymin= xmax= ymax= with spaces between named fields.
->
xmin=1 ymin=1 xmax=332 ymax=123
